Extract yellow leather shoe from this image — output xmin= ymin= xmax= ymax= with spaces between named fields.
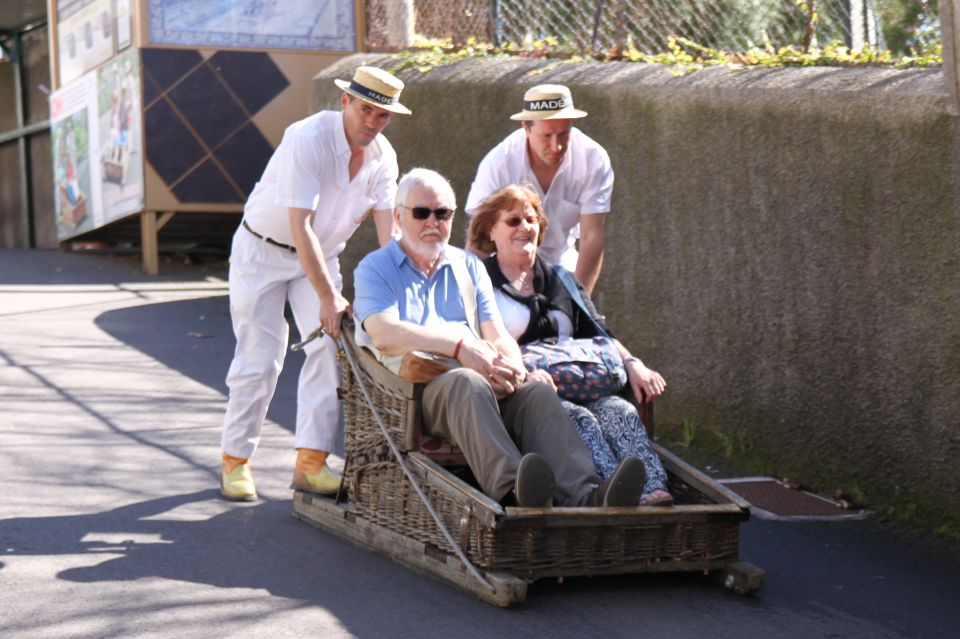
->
xmin=290 ymin=448 xmax=342 ymax=495
xmin=291 ymin=465 xmax=342 ymax=494
xmin=221 ymin=454 xmax=257 ymax=502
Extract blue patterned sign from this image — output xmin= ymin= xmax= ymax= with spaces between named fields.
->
xmin=148 ymin=0 xmax=356 ymax=51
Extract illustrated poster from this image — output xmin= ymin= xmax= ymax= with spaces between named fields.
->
xmin=96 ymin=49 xmax=144 ymax=222
xmin=51 ymin=50 xmax=145 ymax=241
xmin=57 ymin=0 xmax=116 ymax=85
xmin=50 ymin=72 xmax=102 ymax=239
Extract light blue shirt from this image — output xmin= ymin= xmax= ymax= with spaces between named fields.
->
xmin=354 ymin=240 xmax=500 ymax=332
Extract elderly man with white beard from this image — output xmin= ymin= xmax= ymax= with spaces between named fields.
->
xmin=352 ymin=168 xmax=644 ymax=508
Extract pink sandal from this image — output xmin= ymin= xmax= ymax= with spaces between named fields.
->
xmin=639 ymin=489 xmax=674 ymax=507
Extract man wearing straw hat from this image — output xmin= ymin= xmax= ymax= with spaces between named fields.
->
xmin=219 ymin=66 xmax=411 ymax=502
xmin=465 ymin=84 xmax=613 ymax=294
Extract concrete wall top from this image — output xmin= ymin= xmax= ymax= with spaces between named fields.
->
xmin=314 ymin=53 xmax=948 ymax=116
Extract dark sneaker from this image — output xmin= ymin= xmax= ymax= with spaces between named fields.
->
xmin=514 ymin=453 xmax=556 ymax=508
xmin=598 ymin=457 xmax=646 ymax=507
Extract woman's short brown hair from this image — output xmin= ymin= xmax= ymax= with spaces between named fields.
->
xmin=467 ymin=184 xmax=548 ymax=255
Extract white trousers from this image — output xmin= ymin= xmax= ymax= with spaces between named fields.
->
xmin=221 ymin=229 xmax=341 ymax=459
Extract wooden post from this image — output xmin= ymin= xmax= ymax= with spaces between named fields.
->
xmin=353 ymin=0 xmax=366 ymax=51
xmin=140 ymin=211 xmax=159 ymax=275
xmin=140 ymin=211 xmax=175 ymax=275
xmin=942 ymin=0 xmax=960 ymax=115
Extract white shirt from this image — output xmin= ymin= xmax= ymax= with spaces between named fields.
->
xmin=494 ymin=290 xmax=574 ymax=340
xmin=242 ymin=110 xmax=398 ymax=260
xmin=465 ymin=127 xmax=613 ymax=267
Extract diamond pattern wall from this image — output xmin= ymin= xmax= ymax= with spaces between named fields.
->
xmin=143 ymin=48 xmax=289 ymax=204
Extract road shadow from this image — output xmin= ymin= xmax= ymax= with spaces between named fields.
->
xmin=0 ymin=490 xmax=765 ymax=637
xmin=0 ymin=249 xmax=228 ymax=285
xmin=5 ymin=490 xmax=960 ymax=637
xmin=93 ymin=295 xmax=303 ymax=435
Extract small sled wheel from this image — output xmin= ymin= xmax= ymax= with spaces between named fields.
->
xmin=712 ymin=560 xmax=764 ymax=595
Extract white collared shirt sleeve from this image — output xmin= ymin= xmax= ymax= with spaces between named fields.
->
xmin=578 ymin=137 xmax=614 ymax=215
xmin=274 ymin=123 xmax=327 ymax=211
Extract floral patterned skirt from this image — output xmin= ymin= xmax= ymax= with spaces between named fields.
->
xmin=562 ymin=395 xmax=668 ymax=496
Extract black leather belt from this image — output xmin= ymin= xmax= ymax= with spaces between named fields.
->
xmin=242 ymin=220 xmax=296 ymax=253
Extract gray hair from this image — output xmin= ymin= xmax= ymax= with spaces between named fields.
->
xmin=395 ymin=167 xmax=457 ymax=211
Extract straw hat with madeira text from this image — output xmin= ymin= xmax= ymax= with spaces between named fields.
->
xmin=335 ymin=66 xmax=412 ymax=115
xmin=510 ymin=84 xmax=587 ymax=121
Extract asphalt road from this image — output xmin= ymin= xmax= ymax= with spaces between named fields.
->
xmin=1 ymin=249 xmax=958 ymax=638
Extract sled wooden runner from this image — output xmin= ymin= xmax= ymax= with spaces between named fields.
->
xmin=293 ymin=491 xmax=528 ymax=606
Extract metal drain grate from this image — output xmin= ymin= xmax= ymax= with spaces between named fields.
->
xmin=720 ymin=478 xmax=867 ymax=521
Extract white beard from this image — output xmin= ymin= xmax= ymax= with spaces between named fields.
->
xmin=403 ymin=235 xmax=446 ymax=268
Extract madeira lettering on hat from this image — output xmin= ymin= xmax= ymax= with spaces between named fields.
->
xmin=511 ymin=84 xmax=588 ymax=121
xmin=334 ymin=66 xmax=412 ymax=115
xmin=527 ymin=97 xmax=570 ymax=111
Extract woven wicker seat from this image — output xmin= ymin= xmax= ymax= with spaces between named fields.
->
xmin=294 ymin=319 xmax=763 ymax=605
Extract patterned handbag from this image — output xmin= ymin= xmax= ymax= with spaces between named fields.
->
xmin=521 ymin=336 xmax=628 ymax=403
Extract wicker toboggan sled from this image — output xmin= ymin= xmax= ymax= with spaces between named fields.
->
xmin=292 ymin=320 xmax=764 ymax=606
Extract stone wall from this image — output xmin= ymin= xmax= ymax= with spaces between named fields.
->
xmin=313 ymin=54 xmax=960 ymax=530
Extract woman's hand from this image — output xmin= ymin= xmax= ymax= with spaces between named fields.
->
xmin=626 ymin=358 xmax=666 ymax=404
xmin=525 ymin=368 xmax=556 ymax=391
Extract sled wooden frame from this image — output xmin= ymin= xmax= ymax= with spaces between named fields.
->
xmin=292 ymin=320 xmax=764 ymax=606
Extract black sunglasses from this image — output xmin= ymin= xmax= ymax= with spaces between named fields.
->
xmin=402 ymin=205 xmax=455 ymax=221
xmin=501 ymin=215 xmax=538 ymax=227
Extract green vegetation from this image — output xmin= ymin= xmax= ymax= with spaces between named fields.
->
xmin=680 ymin=419 xmax=696 ymax=448
xmin=844 ymin=483 xmax=867 ymax=506
xmin=715 ymin=430 xmax=752 ymax=460
xmin=391 ymin=31 xmax=941 ymax=77
xmin=632 ymin=36 xmax=941 ymax=73
xmin=660 ymin=419 xmax=772 ymax=477
xmin=879 ymin=0 xmax=940 ymax=56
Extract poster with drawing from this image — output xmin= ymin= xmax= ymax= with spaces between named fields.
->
xmin=97 ymin=49 xmax=144 ymax=222
xmin=50 ymin=52 xmax=145 ymax=241
xmin=57 ymin=0 xmax=116 ymax=85
xmin=50 ymin=72 xmax=103 ymax=239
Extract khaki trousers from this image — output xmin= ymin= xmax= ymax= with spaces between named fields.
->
xmin=422 ymin=368 xmax=599 ymax=505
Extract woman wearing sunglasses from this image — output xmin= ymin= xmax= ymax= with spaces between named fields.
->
xmin=467 ymin=184 xmax=673 ymax=506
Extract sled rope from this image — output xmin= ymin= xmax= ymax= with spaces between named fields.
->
xmin=338 ymin=337 xmax=496 ymax=594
